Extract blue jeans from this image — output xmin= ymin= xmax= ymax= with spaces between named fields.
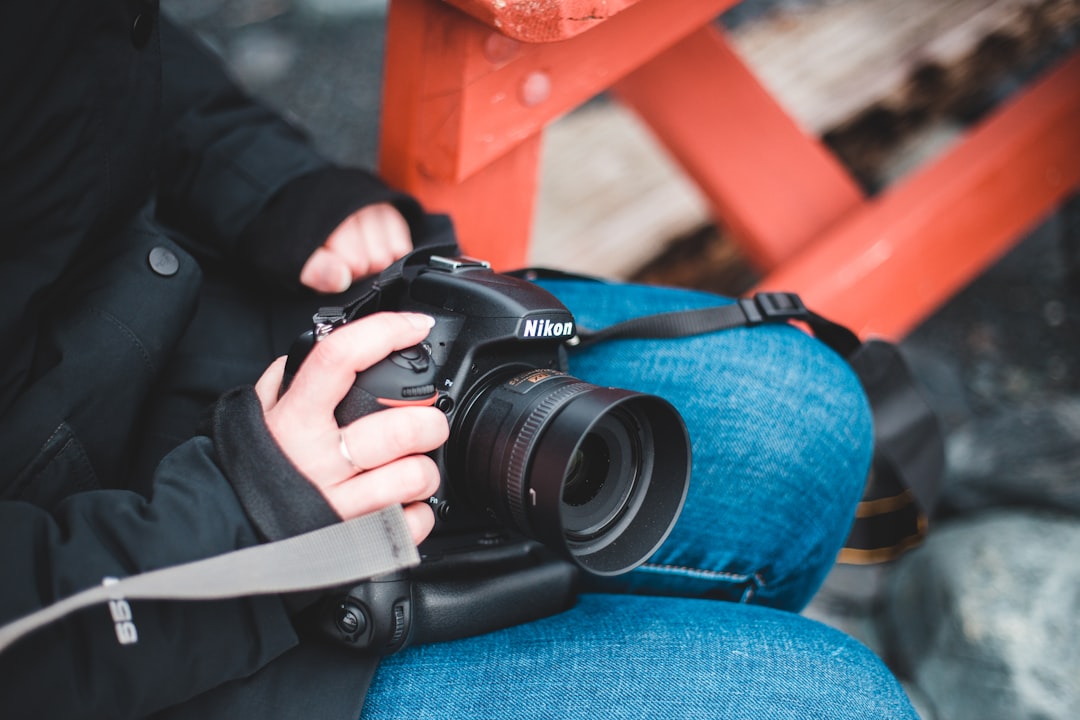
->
xmin=362 ymin=279 xmax=916 ymax=718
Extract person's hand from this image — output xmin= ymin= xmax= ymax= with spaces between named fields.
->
xmin=299 ymin=203 xmax=413 ymax=293
xmin=254 ymin=312 xmax=448 ymax=544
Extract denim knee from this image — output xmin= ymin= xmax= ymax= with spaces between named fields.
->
xmin=538 ymin=279 xmax=873 ymax=610
xmin=363 ymin=595 xmax=916 ymax=720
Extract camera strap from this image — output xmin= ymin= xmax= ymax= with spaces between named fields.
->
xmin=333 ymin=242 xmax=466 ymax=325
xmin=0 ymin=505 xmax=420 ymax=654
xmin=561 ymin=287 xmax=943 ymax=565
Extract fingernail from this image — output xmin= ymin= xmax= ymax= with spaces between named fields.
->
xmin=333 ymin=265 xmax=352 ymax=293
xmin=404 ymin=313 xmax=436 ymax=330
xmin=318 ymin=263 xmax=350 ymax=293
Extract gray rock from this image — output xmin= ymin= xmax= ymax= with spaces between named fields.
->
xmin=903 ymin=213 xmax=1080 ymax=422
xmin=940 ymin=398 xmax=1080 ymax=517
xmin=884 ymin=511 xmax=1080 ymax=720
xmin=295 ymin=0 xmax=386 ymax=18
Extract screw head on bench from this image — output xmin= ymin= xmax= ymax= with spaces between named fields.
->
xmin=520 ymin=71 xmax=551 ymax=106
xmin=484 ymin=32 xmax=520 ymax=66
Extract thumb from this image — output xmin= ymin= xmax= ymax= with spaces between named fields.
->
xmin=300 ymin=247 xmax=352 ymax=294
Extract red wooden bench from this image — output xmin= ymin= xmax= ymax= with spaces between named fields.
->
xmin=379 ymin=0 xmax=1080 ymax=339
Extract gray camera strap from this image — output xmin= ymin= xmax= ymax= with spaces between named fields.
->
xmin=0 ymin=505 xmax=419 ymax=654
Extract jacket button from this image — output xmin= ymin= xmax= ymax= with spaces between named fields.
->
xmin=131 ymin=12 xmax=154 ymax=49
xmin=148 ymin=247 xmax=179 ymax=277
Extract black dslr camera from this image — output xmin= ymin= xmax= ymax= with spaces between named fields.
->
xmin=286 ymin=253 xmax=691 ymax=654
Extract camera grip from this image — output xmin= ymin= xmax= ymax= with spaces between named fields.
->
xmin=315 ymin=543 xmax=580 ymax=655
xmin=408 ymin=555 xmax=580 ymax=646
xmin=334 ymin=386 xmax=392 ymax=425
xmin=335 ymin=344 xmax=439 ymax=425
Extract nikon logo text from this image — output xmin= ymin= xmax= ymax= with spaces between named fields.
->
xmin=521 ymin=318 xmax=574 ymax=339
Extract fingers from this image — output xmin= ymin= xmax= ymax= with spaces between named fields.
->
xmin=299 ymin=248 xmax=351 ymax=294
xmin=277 ymin=312 xmax=435 ymax=420
xmin=258 ymin=310 xmax=445 ymax=545
xmin=402 ymin=502 xmax=436 ymax=545
xmin=322 ymin=455 xmax=441 ymax=521
xmin=327 ymin=203 xmax=411 ymax=278
xmin=300 ymin=203 xmax=413 ymax=293
xmin=254 ymin=356 xmax=287 ymax=411
xmin=337 ymin=406 xmax=449 ymax=475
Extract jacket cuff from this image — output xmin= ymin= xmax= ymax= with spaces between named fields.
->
xmin=209 ymin=386 xmax=340 ymax=542
xmin=238 ymin=167 xmax=426 ymax=291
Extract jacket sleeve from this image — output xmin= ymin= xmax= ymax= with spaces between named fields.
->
xmin=155 ymin=17 xmax=425 ymax=290
xmin=0 ymin=389 xmax=340 ymax=720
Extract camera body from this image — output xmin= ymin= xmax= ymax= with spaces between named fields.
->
xmin=344 ymin=256 xmax=581 ymax=548
xmin=287 ymin=254 xmax=690 ymax=653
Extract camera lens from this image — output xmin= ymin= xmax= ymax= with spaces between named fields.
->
xmin=563 ymin=434 xmax=614 ymax=508
xmin=456 ymin=369 xmax=690 ymax=576
xmin=560 ymin=415 xmax=639 ymax=541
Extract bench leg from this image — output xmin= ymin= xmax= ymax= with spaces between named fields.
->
xmin=614 ymin=23 xmax=866 ymax=269
xmin=756 ymin=50 xmax=1080 ymax=340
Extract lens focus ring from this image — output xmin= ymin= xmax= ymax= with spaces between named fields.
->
xmin=503 ymin=381 xmax=592 ymax=534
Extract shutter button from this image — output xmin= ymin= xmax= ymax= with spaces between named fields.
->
xmin=148 ymin=247 xmax=180 ymax=277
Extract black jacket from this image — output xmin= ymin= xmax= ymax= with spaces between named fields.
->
xmin=0 ymin=2 xmax=422 ymax=717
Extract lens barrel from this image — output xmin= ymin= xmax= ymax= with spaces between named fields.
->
xmin=457 ymin=369 xmax=690 ymax=576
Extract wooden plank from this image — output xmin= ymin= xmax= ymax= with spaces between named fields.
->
xmin=531 ymin=0 xmax=1080 ymax=280
xmin=442 ymin=0 xmax=643 ymax=42
xmin=530 ymin=102 xmax=712 ymax=276
xmin=728 ymin=0 xmax=1076 ymax=134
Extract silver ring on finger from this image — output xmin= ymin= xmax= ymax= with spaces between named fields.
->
xmin=338 ymin=431 xmax=362 ymax=473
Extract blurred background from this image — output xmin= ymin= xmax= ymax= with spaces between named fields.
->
xmin=165 ymin=1 xmax=1080 ymax=717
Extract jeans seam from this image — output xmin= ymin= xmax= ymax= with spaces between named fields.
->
xmin=638 ymin=563 xmax=768 ymax=602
